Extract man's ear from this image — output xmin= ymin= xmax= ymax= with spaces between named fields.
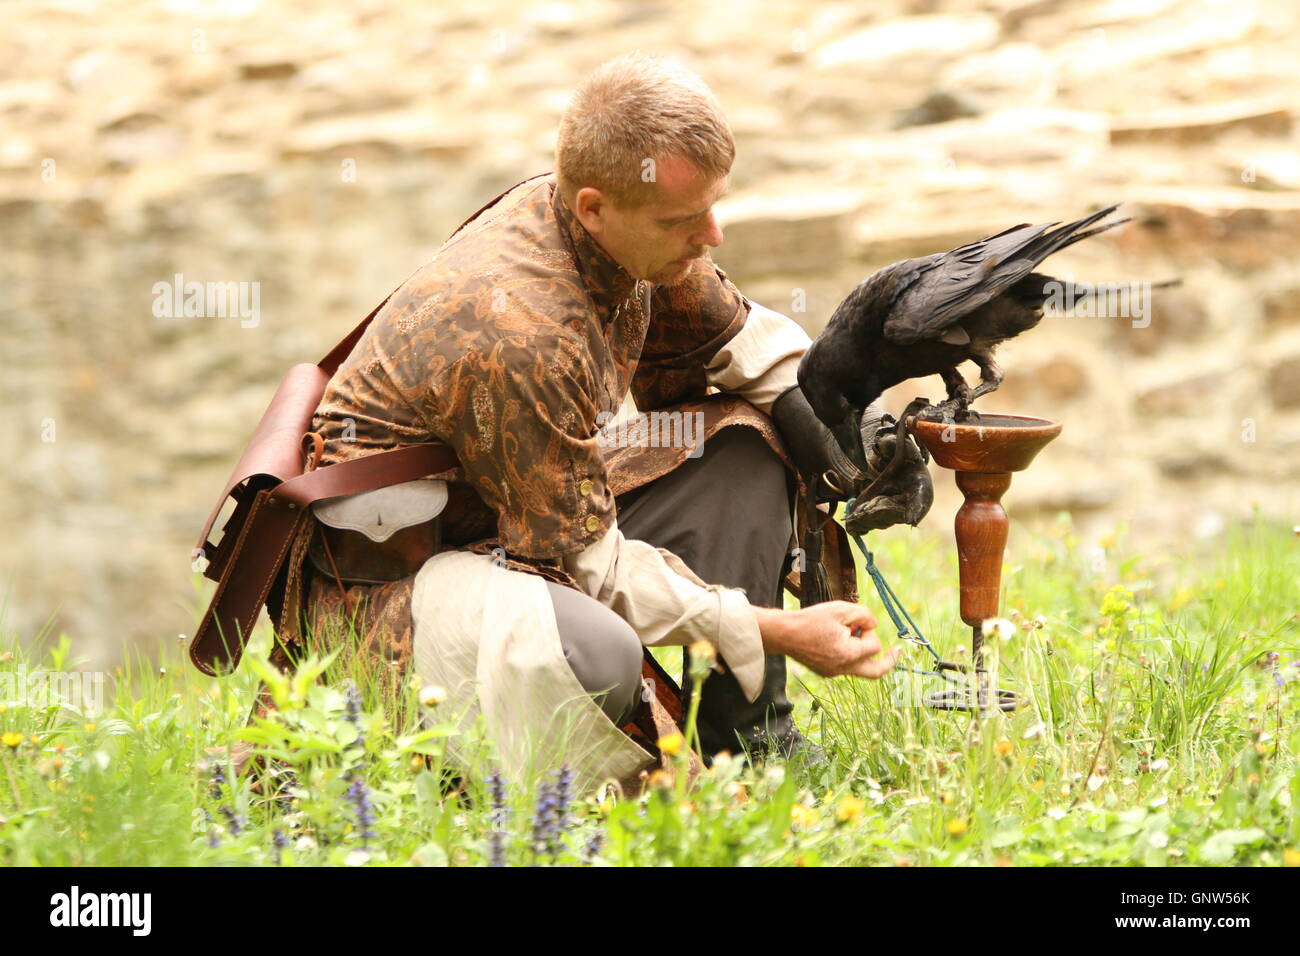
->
xmin=573 ymin=186 xmax=607 ymax=237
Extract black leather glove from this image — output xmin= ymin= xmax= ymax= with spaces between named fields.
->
xmin=771 ymin=384 xmax=933 ymax=533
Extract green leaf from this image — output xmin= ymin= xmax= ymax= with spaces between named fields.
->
xmin=1199 ymin=827 xmax=1267 ymax=863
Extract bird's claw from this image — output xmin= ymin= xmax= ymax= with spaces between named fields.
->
xmin=920 ymin=397 xmax=980 ymax=424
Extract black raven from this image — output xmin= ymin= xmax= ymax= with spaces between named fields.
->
xmin=798 ymin=203 xmax=1130 ymax=458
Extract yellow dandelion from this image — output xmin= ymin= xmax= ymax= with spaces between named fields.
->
xmin=946 ymin=818 xmax=968 ymax=837
xmin=994 ymin=739 xmax=1014 ymax=757
xmin=2 ymin=732 xmax=22 ymax=748
xmin=83 ymin=722 xmax=96 ymax=733
xmin=790 ymin=804 xmax=819 ymax=830
xmin=835 ymin=795 xmax=866 ymax=824
xmin=656 ymin=731 xmax=684 ymax=757
xmin=1284 ymin=848 xmax=1300 ymax=867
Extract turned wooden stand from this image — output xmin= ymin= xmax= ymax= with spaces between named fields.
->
xmin=907 ymin=413 xmax=1062 ymax=710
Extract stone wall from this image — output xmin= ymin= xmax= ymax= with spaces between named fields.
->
xmin=1 ymin=0 xmax=1297 ymax=665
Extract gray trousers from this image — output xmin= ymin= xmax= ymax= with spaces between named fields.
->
xmin=548 ymin=425 xmax=796 ymax=756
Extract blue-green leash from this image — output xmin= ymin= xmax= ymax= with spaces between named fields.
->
xmin=841 ymin=496 xmax=967 ymax=688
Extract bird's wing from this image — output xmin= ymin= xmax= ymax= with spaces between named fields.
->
xmin=882 ymin=204 xmax=1123 ymax=345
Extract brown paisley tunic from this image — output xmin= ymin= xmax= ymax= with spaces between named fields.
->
xmin=276 ymin=172 xmax=857 ymax=695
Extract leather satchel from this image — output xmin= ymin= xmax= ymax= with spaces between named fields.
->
xmin=188 ymin=174 xmax=558 ymax=677
xmin=189 ymin=296 xmax=458 ymax=676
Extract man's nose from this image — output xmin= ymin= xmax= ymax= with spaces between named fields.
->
xmin=694 ymin=210 xmax=723 ymax=249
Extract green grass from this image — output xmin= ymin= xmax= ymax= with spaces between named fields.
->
xmin=1 ymin=514 xmax=1297 ymax=866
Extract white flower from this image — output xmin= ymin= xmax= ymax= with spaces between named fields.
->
xmin=1148 ymin=758 xmax=1169 ymax=772
xmin=418 ymin=685 xmax=447 ymax=708
xmin=982 ymin=618 xmax=1016 ymax=641
xmin=345 ymin=849 xmax=370 ymax=867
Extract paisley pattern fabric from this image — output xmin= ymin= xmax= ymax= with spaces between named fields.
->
xmin=310 ymin=172 xmax=749 ymax=562
xmin=269 ymin=172 xmax=858 ymax=707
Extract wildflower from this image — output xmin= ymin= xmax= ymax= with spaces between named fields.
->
xmin=945 ymin=818 xmax=968 ymax=837
xmin=1148 ymin=758 xmax=1169 ymax=772
xmin=208 ymin=762 xmax=226 ymax=800
xmin=344 ymin=849 xmax=370 ymax=866
xmin=726 ymin=782 xmax=748 ymax=806
xmin=418 ymin=684 xmax=447 ymax=708
xmin=835 ymin=795 xmax=866 ymax=824
xmin=581 ymin=829 xmax=603 ymax=865
xmin=271 ymin=828 xmax=288 ymax=866
xmin=343 ymin=680 xmax=363 ymax=731
xmin=982 ymin=618 xmax=1015 ymax=641
xmin=219 ymin=804 xmax=245 ymax=837
xmin=1283 ymin=848 xmax=1300 ymax=867
xmin=206 ymin=826 xmax=221 ymax=849
xmin=994 ymin=739 xmax=1014 ymax=757
xmin=345 ymin=774 xmax=377 ymax=847
xmin=647 ymin=769 xmax=673 ymax=790
xmin=657 ymin=731 xmax=684 ymax=757
xmin=531 ymin=776 xmax=562 ymax=858
xmin=2 ymin=732 xmax=22 ymax=748
xmin=1099 ymin=586 xmax=1133 ymax=620
xmin=486 ymin=769 xmax=510 ymax=867
xmin=83 ymin=723 xmax=96 ymax=733
xmin=790 ymin=804 xmax=818 ymax=830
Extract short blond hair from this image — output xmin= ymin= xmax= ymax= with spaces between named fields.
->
xmin=556 ymin=52 xmax=735 ymax=207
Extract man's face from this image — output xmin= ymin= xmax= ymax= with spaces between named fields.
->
xmin=571 ymin=155 xmax=728 ymax=285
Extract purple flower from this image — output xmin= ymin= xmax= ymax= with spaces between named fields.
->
xmin=345 ymin=773 xmax=377 ymax=846
xmin=487 ymin=768 xmax=510 ymax=867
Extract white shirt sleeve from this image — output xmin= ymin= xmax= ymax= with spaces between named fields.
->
xmin=559 ymin=518 xmax=767 ymax=703
xmin=703 ymin=300 xmax=812 ymax=415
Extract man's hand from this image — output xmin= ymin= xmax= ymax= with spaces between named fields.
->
xmin=842 ymin=413 xmax=934 ymax=534
xmin=754 ymin=602 xmax=902 ymax=679
xmin=770 ymin=384 xmax=932 ymax=531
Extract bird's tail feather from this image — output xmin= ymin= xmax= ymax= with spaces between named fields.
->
xmin=1013 ymin=202 xmax=1124 ymax=266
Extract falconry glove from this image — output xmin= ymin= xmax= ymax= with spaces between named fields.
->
xmin=771 ymin=384 xmax=933 ymax=534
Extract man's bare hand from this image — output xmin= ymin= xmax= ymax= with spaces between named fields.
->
xmin=754 ymin=602 xmax=901 ymax=679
